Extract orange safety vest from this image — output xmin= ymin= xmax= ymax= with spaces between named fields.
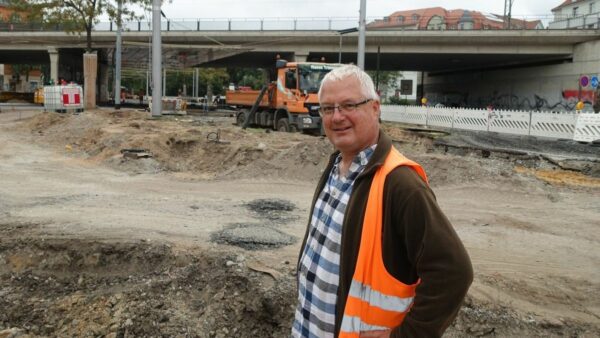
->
xmin=339 ymin=147 xmax=428 ymax=338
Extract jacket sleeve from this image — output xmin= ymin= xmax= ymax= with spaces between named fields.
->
xmin=389 ymin=178 xmax=473 ymax=338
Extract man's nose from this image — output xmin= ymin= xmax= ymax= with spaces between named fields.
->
xmin=331 ymin=106 xmax=345 ymax=119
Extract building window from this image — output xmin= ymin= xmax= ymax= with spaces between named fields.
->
xmin=572 ymin=7 xmax=578 ymax=17
xmin=590 ymin=3 xmax=595 ymax=14
xmin=384 ymin=16 xmax=390 ymax=23
xmin=412 ymin=14 xmax=419 ymax=21
xmin=461 ymin=22 xmax=473 ymax=30
xmin=400 ymin=80 xmax=413 ymax=96
xmin=427 ymin=15 xmax=445 ymax=30
xmin=397 ymin=16 xmax=404 ymax=23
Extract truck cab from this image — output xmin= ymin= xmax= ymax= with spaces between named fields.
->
xmin=275 ymin=61 xmax=339 ymax=131
xmin=226 ymin=60 xmax=340 ymax=133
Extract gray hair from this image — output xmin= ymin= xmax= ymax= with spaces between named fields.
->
xmin=318 ymin=64 xmax=379 ymax=103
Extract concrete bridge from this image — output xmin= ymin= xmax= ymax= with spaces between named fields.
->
xmin=0 ymin=24 xmax=598 ymax=110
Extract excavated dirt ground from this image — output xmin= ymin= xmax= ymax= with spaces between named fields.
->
xmin=0 ymin=108 xmax=599 ymax=337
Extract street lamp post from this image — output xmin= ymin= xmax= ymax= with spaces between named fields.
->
xmin=114 ymin=0 xmax=122 ymax=109
xmin=357 ymin=0 xmax=367 ymax=69
xmin=337 ymin=27 xmax=358 ymax=64
xmin=151 ymin=0 xmax=162 ymax=116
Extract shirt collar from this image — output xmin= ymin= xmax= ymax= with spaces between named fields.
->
xmin=332 ymin=144 xmax=377 ymax=177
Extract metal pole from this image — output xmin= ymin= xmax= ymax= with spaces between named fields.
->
xmin=151 ymin=0 xmax=162 ymax=116
xmin=114 ymin=0 xmax=122 ymax=109
xmin=357 ymin=0 xmax=367 ymax=69
xmin=375 ymin=46 xmax=380 ymax=93
xmin=504 ymin=0 xmax=514 ymax=29
xmin=163 ymin=68 xmax=166 ymax=96
xmin=145 ymin=70 xmax=149 ymax=104
xmin=338 ymin=34 xmax=342 ymax=63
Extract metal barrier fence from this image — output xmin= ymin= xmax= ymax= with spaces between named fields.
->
xmin=2 ymin=15 xmax=595 ymax=32
xmin=574 ymin=114 xmax=600 ymax=143
xmin=380 ymin=105 xmax=600 ymax=143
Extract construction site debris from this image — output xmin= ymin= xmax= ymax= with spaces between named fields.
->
xmin=120 ymin=148 xmax=153 ymax=159
xmin=0 ymin=109 xmax=598 ymax=337
xmin=210 ymin=223 xmax=297 ymax=250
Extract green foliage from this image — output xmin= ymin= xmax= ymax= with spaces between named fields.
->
xmin=366 ymin=70 xmax=401 ymax=92
xmin=227 ymin=67 xmax=266 ymax=90
xmin=8 ymin=0 xmax=151 ymax=51
xmin=200 ymin=68 xmax=229 ymax=96
xmin=387 ymin=96 xmax=410 ymax=105
xmin=160 ymin=68 xmax=229 ymax=97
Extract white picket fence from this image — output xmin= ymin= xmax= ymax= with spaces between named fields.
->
xmin=381 ymin=105 xmax=600 ymax=143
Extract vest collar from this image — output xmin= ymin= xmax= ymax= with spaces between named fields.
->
xmin=325 ymin=130 xmax=393 ymax=180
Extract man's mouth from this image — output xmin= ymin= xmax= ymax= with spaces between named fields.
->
xmin=333 ymin=126 xmax=351 ymax=132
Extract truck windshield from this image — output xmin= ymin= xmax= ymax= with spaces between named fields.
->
xmin=298 ymin=64 xmax=340 ymax=93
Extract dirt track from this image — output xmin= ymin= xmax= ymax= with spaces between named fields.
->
xmin=0 ymin=109 xmax=599 ymax=337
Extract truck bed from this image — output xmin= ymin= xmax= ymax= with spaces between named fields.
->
xmin=226 ymin=89 xmax=272 ymax=108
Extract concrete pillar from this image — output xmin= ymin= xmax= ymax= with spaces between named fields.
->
xmin=83 ymin=52 xmax=97 ymax=109
xmin=294 ymin=52 xmax=309 ymax=62
xmin=48 ymin=48 xmax=59 ymax=84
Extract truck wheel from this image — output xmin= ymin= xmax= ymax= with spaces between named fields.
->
xmin=236 ymin=112 xmax=246 ymax=126
xmin=289 ymin=124 xmax=298 ymax=132
xmin=276 ymin=118 xmax=290 ymax=132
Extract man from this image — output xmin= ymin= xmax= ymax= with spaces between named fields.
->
xmin=292 ymin=65 xmax=472 ymax=338
xmin=575 ymin=100 xmax=584 ymax=113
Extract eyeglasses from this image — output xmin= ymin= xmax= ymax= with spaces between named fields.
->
xmin=319 ymin=99 xmax=372 ymax=117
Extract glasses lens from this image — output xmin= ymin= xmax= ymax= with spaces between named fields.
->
xmin=320 ymin=106 xmax=334 ymax=115
xmin=339 ymin=103 xmax=355 ymax=112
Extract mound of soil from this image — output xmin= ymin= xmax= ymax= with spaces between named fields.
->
xmin=18 ymin=110 xmax=334 ymax=181
xmin=0 ymin=231 xmax=295 ymax=338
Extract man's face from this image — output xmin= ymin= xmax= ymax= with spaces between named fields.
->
xmin=320 ymin=77 xmax=380 ymax=158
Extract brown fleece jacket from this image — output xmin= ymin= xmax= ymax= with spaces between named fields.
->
xmin=297 ymin=131 xmax=473 ymax=337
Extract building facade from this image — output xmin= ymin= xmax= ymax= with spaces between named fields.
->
xmin=368 ymin=7 xmax=543 ymax=30
xmin=0 ymin=0 xmax=43 ymax=92
xmin=379 ymin=71 xmax=419 ymax=105
xmin=549 ymin=0 xmax=600 ymax=29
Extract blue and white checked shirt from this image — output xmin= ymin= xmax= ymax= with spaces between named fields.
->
xmin=292 ymin=145 xmax=376 ymax=338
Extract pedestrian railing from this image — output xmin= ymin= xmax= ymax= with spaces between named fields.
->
xmin=4 ymin=15 xmax=599 ymax=32
xmin=548 ymin=13 xmax=600 ymax=29
xmin=380 ymin=105 xmax=600 ymax=143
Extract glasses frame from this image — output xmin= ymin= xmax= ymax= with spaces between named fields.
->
xmin=319 ymin=99 xmax=373 ymax=117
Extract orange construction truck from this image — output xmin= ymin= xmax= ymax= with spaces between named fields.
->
xmin=226 ymin=59 xmax=340 ymax=133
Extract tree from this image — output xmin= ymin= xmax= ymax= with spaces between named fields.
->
xmin=9 ymin=0 xmax=151 ymax=52
xmin=227 ymin=67 xmax=266 ymax=90
xmin=200 ymin=68 xmax=229 ymax=96
xmin=367 ymin=70 xmax=403 ymax=102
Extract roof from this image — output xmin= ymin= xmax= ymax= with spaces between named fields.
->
xmin=551 ymin=0 xmax=587 ymax=12
xmin=367 ymin=7 xmax=542 ymax=30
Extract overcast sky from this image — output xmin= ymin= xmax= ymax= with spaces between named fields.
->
xmin=160 ymin=0 xmax=557 ymax=20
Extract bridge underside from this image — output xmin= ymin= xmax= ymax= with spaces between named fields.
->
xmin=0 ymin=49 xmax=85 ymax=66
xmin=195 ymin=50 xmax=573 ymax=73
xmin=0 ymin=47 xmax=573 ymax=74
xmin=0 ymin=50 xmax=51 ymax=64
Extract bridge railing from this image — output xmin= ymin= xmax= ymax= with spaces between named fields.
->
xmin=3 ymin=15 xmax=598 ymax=32
xmin=380 ymin=105 xmax=600 ymax=143
xmin=548 ymin=13 xmax=600 ymax=29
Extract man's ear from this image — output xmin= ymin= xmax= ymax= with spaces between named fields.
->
xmin=371 ymin=100 xmax=381 ymax=117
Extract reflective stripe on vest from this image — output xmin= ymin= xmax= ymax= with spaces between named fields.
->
xmin=339 ymin=147 xmax=428 ymax=337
